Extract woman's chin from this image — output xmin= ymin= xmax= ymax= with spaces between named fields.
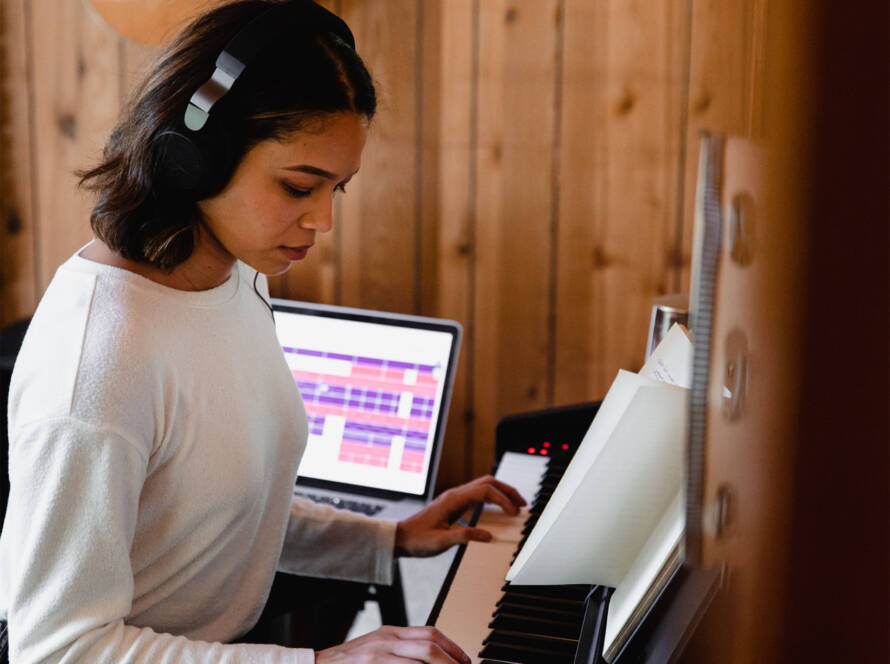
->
xmin=238 ymin=256 xmax=293 ymax=278
xmin=265 ymin=255 xmax=298 ymax=277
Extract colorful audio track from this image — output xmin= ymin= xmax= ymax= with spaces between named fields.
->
xmin=284 ymin=346 xmax=441 ymax=473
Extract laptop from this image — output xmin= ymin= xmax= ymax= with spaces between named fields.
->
xmin=271 ymin=298 xmax=463 ymax=521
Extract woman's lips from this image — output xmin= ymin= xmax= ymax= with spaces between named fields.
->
xmin=279 ymin=245 xmax=311 ymax=261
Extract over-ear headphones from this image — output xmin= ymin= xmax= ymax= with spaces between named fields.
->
xmin=153 ymin=0 xmax=355 ymax=199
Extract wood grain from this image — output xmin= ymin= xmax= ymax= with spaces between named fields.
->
xmin=678 ymin=0 xmax=764 ymax=292
xmin=30 ymin=0 xmax=122 ymax=290
xmin=603 ymin=0 xmax=687 ymax=388
xmin=119 ymin=37 xmax=157 ymax=105
xmin=471 ymin=0 xmax=560 ymax=477
xmin=425 ymin=0 xmax=474 ymax=487
xmin=553 ymin=0 xmax=602 ymax=405
xmin=0 ymin=0 xmax=38 ymax=324
xmin=337 ymin=0 xmax=419 ymax=314
xmin=1 ymin=0 xmax=724 ymax=493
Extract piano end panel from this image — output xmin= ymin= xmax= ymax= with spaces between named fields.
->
xmin=433 ymin=540 xmax=518 ymax=663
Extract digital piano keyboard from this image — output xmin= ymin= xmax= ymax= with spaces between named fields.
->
xmin=428 ymin=402 xmax=609 ymax=664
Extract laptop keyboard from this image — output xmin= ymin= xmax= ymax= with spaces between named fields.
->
xmin=295 ymin=491 xmax=385 ymax=517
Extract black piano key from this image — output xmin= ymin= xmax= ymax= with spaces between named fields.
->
xmin=494 ymin=601 xmax=585 ymax=622
xmin=529 ymin=493 xmax=553 ymax=510
xmin=479 ymin=638 xmax=576 ymax=664
xmin=501 ymin=584 xmax=592 ymax=601
xmin=531 ymin=490 xmax=553 ymax=504
xmin=479 ymin=647 xmax=572 ymax=664
xmin=499 ymin=590 xmax=586 ymax=609
xmin=489 ymin=611 xmax=582 ymax=639
xmin=484 ymin=629 xmax=577 ymax=650
xmin=479 ymin=643 xmax=574 ymax=664
xmin=514 ymin=534 xmax=530 ymax=554
xmin=521 ymin=519 xmax=539 ymax=535
xmin=493 ymin=601 xmax=584 ymax=623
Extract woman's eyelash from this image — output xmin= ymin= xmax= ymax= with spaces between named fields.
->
xmin=282 ymin=183 xmax=348 ymax=197
xmin=282 ymin=183 xmax=311 ymax=198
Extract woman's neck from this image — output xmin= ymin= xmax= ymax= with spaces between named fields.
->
xmin=79 ymin=238 xmax=236 ymax=292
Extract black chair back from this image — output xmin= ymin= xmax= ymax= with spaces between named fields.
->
xmin=1 ymin=319 xmax=30 ymax=527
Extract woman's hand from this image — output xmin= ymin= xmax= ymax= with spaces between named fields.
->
xmin=315 ymin=625 xmax=471 ymax=663
xmin=395 ymin=475 xmax=526 ymax=558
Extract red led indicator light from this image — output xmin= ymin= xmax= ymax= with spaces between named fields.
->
xmin=562 ymin=444 xmax=570 ymax=450
xmin=540 ymin=449 xmax=548 ymax=455
xmin=528 ymin=447 xmax=536 ymax=454
xmin=542 ymin=442 xmax=550 ymax=448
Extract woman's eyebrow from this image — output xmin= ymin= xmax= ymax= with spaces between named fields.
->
xmin=281 ymin=164 xmax=360 ymax=181
xmin=281 ymin=164 xmax=337 ymax=179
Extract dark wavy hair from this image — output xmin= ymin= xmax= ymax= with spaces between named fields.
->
xmin=78 ymin=0 xmax=376 ymax=271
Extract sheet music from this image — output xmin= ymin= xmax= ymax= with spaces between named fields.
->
xmin=506 ymin=371 xmax=687 ymax=586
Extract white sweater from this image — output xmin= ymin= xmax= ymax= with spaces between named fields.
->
xmin=0 ymin=251 xmax=397 ymax=664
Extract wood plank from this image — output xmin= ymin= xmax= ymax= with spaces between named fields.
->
xmin=425 ymin=0 xmax=474 ymax=488
xmin=678 ymin=0 xmax=762 ymax=292
xmin=337 ymin=0 xmax=418 ymax=313
xmin=31 ymin=0 xmax=123 ymax=290
xmin=0 ymin=0 xmax=38 ymax=324
xmin=555 ymin=0 xmax=689 ymax=406
xmin=471 ymin=0 xmax=560 ymax=478
xmin=119 ymin=37 xmax=157 ymax=105
xmin=417 ymin=0 xmax=440 ymax=320
xmin=552 ymin=0 xmax=602 ymax=405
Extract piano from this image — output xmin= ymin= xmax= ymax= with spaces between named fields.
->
xmin=427 ymin=402 xmax=722 ymax=664
xmin=428 ymin=402 xmax=610 ymax=664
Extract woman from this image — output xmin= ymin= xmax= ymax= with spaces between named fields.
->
xmin=0 ymin=1 xmax=524 ymax=662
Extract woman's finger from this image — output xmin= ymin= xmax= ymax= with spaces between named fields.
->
xmin=388 ymin=638 xmax=460 ymax=663
xmin=486 ymin=477 xmax=527 ymax=507
xmin=445 ymin=483 xmax=519 ymax=518
xmin=466 ymin=475 xmax=527 ymax=508
xmin=441 ymin=525 xmax=492 ymax=548
xmin=388 ymin=625 xmax=471 ymax=664
xmin=481 ymin=483 xmax=520 ymax=515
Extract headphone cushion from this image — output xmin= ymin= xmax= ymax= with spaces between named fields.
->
xmin=154 ymin=125 xmax=233 ymax=198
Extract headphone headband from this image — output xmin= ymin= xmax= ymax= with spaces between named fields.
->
xmin=184 ymin=0 xmax=355 ymax=130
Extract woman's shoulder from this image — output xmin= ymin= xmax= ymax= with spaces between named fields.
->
xmin=10 ymin=256 xmax=166 ymax=434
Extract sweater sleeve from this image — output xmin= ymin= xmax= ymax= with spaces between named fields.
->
xmin=3 ymin=418 xmax=313 ymax=664
xmin=277 ymin=498 xmax=398 ymax=585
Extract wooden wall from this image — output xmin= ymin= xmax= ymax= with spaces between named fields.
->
xmin=0 ymin=0 xmax=762 ymax=489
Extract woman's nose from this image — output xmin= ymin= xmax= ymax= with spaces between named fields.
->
xmin=299 ymin=191 xmax=334 ymax=233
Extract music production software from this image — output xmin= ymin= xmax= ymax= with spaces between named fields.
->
xmin=275 ymin=312 xmax=453 ymax=495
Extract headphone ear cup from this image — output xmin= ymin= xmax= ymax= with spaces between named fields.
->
xmin=154 ymin=125 xmax=234 ymax=198
xmin=154 ymin=129 xmax=207 ymax=194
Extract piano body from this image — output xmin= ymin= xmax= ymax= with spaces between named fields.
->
xmin=429 ymin=401 xmax=609 ymax=664
xmin=429 ymin=400 xmax=723 ymax=664
xmin=430 ymin=402 xmax=610 ymax=664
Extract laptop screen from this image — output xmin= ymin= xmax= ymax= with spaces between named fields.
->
xmin=272 ymin=300 xmax=462 ymax=500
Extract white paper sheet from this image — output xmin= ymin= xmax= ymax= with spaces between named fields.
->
xmin=506 ymin=373 xmax=687 ymax=586
xmin=602 ymin=490 xmax=685 ymax=657
xmin=640 ymin=322 xmax=693 ymax=388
